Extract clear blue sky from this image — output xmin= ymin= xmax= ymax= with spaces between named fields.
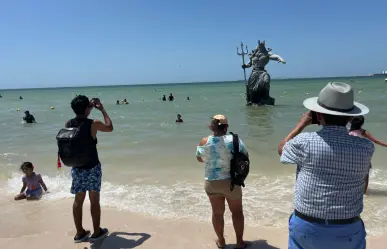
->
xmin=0 ymin=0 xmax=386 ymax=89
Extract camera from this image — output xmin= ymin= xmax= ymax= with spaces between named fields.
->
xmin=311 ymin=111 xmax=320 ymax=125
xmin=89 ymin=98 xmax=99 ymax=107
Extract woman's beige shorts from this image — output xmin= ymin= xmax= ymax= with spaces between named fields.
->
xmin=204 ymin=179 xmax=242 ymax=200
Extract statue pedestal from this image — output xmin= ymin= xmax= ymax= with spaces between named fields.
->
xmin=246 ymin=96 xmax=275 ymax=106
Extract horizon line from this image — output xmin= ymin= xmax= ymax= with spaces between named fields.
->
xmin=0 ymin=74 xmax=372 ymax=91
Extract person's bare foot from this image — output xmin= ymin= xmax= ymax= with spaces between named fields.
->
xmin=216 ymin=238 xmax=226 ymax=249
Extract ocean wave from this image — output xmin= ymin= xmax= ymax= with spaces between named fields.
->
xmin=2 ymin=171 xmax=387 ymax=236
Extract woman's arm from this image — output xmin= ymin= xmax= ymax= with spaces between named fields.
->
xmin=196 ymin=137 xmax=208 ymax=163
xmin=363 ymin=131 xmax=387 ymax=147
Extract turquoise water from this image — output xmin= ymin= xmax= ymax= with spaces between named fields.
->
xmin=1 ymin=77 xmax=387 ymax=235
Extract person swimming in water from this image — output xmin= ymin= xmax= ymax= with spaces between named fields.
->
xmin=19 ymin=96 xmax=23 ymax=100
xmin=116 ymin=100 xmax=120 ymax=105
xmin=168 ymin=93 xmax=174 ymax=101
xmin=176 ymin=114 xmax=183 ymax=123
xmin=123 ymin=99 xmax=128 ymax=104
xmin=162 ymin=95 xmax=166 ymax=101
xmin=23 ymin=111 xmax=36 ymax=123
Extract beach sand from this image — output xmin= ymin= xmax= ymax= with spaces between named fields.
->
xmin=0 ymin=198 xmax=385 ymax=249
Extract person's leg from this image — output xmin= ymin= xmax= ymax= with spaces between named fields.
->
xmin=288 ymin=213 xmax=304 ymax=249
xmin=89 ymin=191 xmax=101 ymax=235
xmin=226 ymin=197 xmax=244 ymax=248
xmin=14 ymin=193 xmax=26 ymax=201
xmin=87 ymin=164 xmax=103 ymax=237
xmin=289 ymin=213 xmax=366 ymax=249
xmin=71 ymin=168 xmax=89 ymax=239
xmin=208 ymin=195 xmax=226 ymax=247
xmin=73 ymin=192 xmax=87 ymax=236
xmin=329 ymin=220 xmax=366 ymax=249
xmin=26 ymin=196 xmax=40 ymax=201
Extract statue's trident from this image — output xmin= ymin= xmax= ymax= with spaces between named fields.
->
xmin=237 ymin=41 xmax=248 ymax=84
xmin=237 ymin=42 xmax=249 ymax=102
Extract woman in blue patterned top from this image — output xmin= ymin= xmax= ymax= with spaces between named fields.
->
xmin=196 ymin=114 xmax=249 ymax=249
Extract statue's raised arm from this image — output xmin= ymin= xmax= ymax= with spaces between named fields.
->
xmin=269 ymin=53 xmax=286 ymax=64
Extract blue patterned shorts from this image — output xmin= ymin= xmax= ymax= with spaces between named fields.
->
xmin=71 ymin=164 xmax=102 ymax=194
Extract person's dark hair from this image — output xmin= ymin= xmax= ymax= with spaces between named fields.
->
xmin=322 ymin=113 xmax=351 ymax=126
xmin=20 ymin=162 xmax=33 ymax=170
xmin=210 ymin=119 xmax=228 ymax=134
xmin=349 ymin=115 xmax=365 ymax=131
xmin=71 ymin=95 xmax=90 ymax=115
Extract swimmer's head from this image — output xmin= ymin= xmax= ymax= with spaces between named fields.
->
xmin=177 ymin=114 xmax=181 ymax=118
xmin=209 ymin=114 xmax=228 ymax=135
xmin=20 ymin=162 xmax=34 ymax=176
xmin=71 ymin=95 xmax=91 ymax=116
xmin=24 ymin=110 xmax=30 ymax=115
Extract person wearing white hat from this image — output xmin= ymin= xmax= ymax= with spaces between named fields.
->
xmin=277 ymin=82 xmax=374 ymax=249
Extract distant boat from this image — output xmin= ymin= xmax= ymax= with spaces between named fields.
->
xmin=370 ymin=70 xmax=387 ymax=76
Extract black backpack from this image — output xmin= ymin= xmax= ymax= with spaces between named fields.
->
xmin=229 ymin=132 xmax=250 ymax=191
xmin=56 ymin=121 xmax=93 ymax=167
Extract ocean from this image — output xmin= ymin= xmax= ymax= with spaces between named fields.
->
xmin=1 ymin=76 xmax=387 ymax=235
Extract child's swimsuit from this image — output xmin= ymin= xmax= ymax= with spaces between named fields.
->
xmin=349 ymin=129 xmax=371 ymax=169
xmin=23 ymin=173 xmax=42 ymax=198
xmin=349 ymin=129 xmax=365 ymax=138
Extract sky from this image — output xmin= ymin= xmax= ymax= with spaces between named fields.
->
xmin=0 ymin=0 xmax=386 ymax=89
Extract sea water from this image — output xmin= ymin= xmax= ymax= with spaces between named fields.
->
xmin=1 ymin=77 xmax=387 ymax=235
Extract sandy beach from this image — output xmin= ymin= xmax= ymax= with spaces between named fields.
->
xmin=0 ymin=197 xmax=385 ymax=249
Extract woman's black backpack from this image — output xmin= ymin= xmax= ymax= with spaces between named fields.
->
xmin=229 ymin=132 xmax=250 ymax=191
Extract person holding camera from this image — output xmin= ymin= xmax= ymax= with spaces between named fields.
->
xmin=66 ymin=95 xmax=113 ymax=243
xmin=277 ymin=82 xmax=374 ymax=249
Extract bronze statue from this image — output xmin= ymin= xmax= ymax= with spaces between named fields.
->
xmin=237 ymin=40 xmax=286 ymax=106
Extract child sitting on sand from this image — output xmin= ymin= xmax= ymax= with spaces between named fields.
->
xmin=14 ymin=162 xmax=48 ymax=201
xmin=349 ymin=115 xmax=387 ymax=194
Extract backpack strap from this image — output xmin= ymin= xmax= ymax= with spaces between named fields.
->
xmin=229 ymin=132 xmax=239 ymax=191
xmin=231 ymin=132 xmax=240 ymax=155
xmin=65 ymin=120 xmax=71 ymax=128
